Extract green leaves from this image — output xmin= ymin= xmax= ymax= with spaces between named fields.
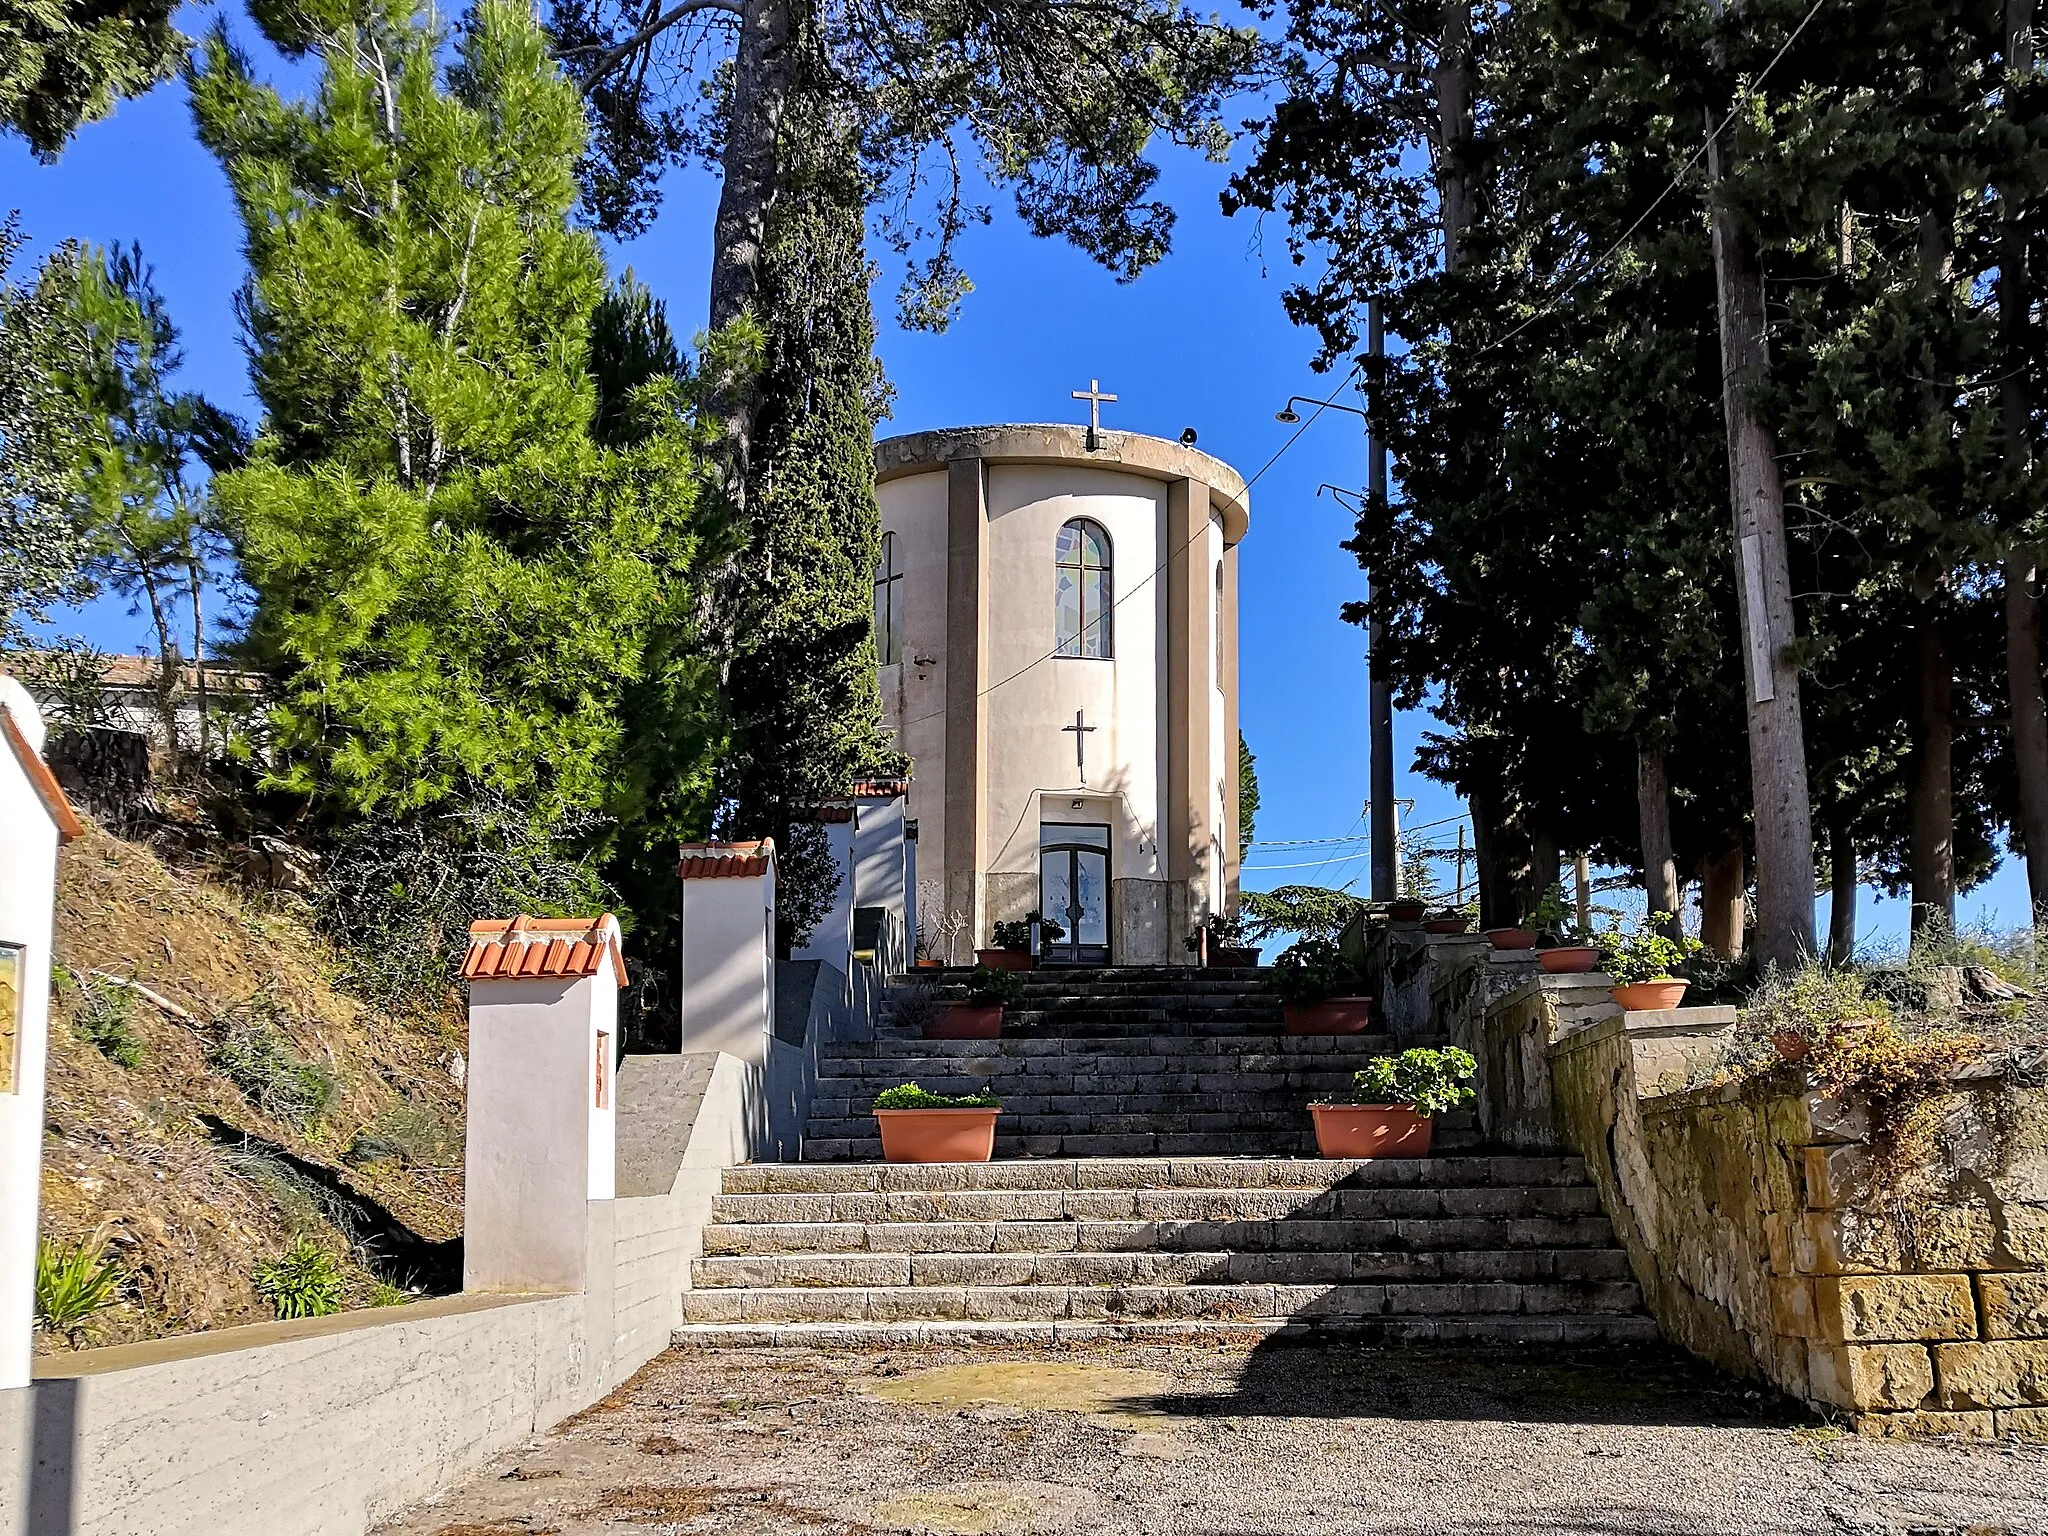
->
xmin=1345 ymin=1047 xmax=1477 ymax=1117
xmin=35 ymin=1231 xmax=125 ymax=1346
xmin=872 ymin=1082 xmax=1002 ymax=1110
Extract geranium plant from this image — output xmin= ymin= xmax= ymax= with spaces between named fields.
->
xmin=1270 ymin=935 xmax=1361 ymax=1005
xmin=1594 ymin=916 xmax=1703 ymax=985
xmin=991 ymin=914 xmax=1064 ymax=951
xmin=1331 ymin=1047 xmax=1478 ymax=1115
xmin=873 ymin=1082 xmax=1002 ymax=1110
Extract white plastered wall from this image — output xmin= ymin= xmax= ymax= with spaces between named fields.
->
xmin=678 ymin=869 xmax=775 ymax=1064
xmin=0 ymin=680 xmax=58 ymax=1391
xmin=979 ymin=464 xmax=1166 ymax=891
xmin=876 ymin=470 xmax=949 ymax=896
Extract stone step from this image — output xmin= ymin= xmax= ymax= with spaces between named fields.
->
xmin=691 ymin=1246 xmax=1633 ymax=1286
xmin=827 ymin=1037 xmax=1402 ymax=1061
xmin=721 ymin=1155 xmax=1590 ymax=1194
xmin=677 ymin=1278 xmax=1647 ymax=1325
xmin=799 ymin=1129 xmax=1490 ymax=1160
xmin=805 ymin=1098 xmax=1378 ymax=1125
xmin=673 ymin=1314 xmax=1663 ymax=1348
xmin=802 ymin=1112 xmax=1338 ymax=1141
xmin=707 ymin=1186 xmax=1606 ymax=1228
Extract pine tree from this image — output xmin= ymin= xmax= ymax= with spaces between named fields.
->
xmin=1 ymin=0 xmax=181 ymax=157
xmin=0 ymin=217 xmax=87 ymax=646
xmin=189 ymin=0 xmax=723 ymax=981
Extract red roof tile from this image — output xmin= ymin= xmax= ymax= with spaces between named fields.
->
xmin=462 ymin=914 xmax=627 ymax=988
xmin=847 ymin=778 xmax=910 ymax=799
xmin=802 ymin=805 xmax=855 ymax=824
xmin=1 ymin=706 xmax=83 ymax=843
xmin=677 ymin=839 xmax=775 ymax=879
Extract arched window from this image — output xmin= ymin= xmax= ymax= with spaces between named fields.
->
xmin=873 ymin=530 xmax=903 ymax=664
xmin=1054 ymin=519 xmax=1112 ymax=659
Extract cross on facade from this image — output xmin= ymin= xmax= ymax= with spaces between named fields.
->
xmin=1070 ymin=379 xmax=1118 ymax=450
xmin=1062 ymin=709 xmax=1097 ymax=784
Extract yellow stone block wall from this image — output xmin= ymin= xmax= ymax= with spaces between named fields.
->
xmin=1541 ymin=1012 xmax=2048 ymax=1439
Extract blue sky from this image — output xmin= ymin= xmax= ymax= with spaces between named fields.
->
xmin=3 ymin=11 xmax=2024 ymax=948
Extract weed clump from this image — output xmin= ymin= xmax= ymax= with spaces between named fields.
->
xmin=252 ymin=1236 xmax=345 ymax=1319
xmin=35 ymin=1231 xmax=125 ymax=1346
xmin=209 ymin=1012 xmax=336 ymax=1129
xmin=346 ymin=1101 xmax=457 ymax=1167
xmin=68 ymin=974 xmax=143 ymax=1068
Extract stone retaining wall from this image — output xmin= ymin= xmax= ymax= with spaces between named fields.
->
xmin=1532 ymin=996 xmax=2048 ymax=1438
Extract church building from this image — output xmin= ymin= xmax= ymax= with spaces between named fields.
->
xmin=872 ymin=415 xmax=1250 ymax=966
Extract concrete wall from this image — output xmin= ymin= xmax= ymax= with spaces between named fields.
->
xmin=1542 ymin=1003 xmax=2048 ymax=1438
xmin=679 ymin=867 xmax=775 ymax=1063
xmin=792 ymin=818 xmax=855 ymax=972
xmin=0 ymin=949 xmax=867 ymax=1535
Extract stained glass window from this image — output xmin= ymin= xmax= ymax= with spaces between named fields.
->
xmin=873 ymin=530 xmax=903 ymax=664
xmin=1054 ymin=519 xmax=1112 ymax=658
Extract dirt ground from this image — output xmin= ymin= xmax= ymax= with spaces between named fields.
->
xmin=375 ymin=1339 xmax=2048 ymax=1536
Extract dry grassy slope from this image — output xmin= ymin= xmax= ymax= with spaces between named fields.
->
xmin=41 ymin=820 xmax=468 ymax=1351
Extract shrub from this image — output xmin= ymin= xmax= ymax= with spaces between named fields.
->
xmin=345 ymin=1101 xmax=456 ymax=1167
xmin=253 ymin=1236 xmax=346 ymax=1319
xmin=69 ymin=975 xmax=142 ymax=1068
xmin=1807 ymin=1017 xmax=1982 ymax=1149
xmin=35 ymin=1232 xmax=125 ymax=1346
xmin=964 ymin=964 xmax=1025 ymax=1008
xmin=872 ymin=1082 xmax=1001 ymax=1110
xmin=1594 ymin=916 xmax=1703 ymax=986
xmin=209 ymin=1016 xmax=338 ymax=1129
xmin=886 ymin=981 xmax=943 ymax=1035
xmin=1740 ymin=963 xmax=1890 ymax=1049
xmin=1239 ymin=886 xmax=1367 ymax=945
xmin=1338 ymin=1047 xmax=1478 ymax=1115
xmin=991 ymin=915 xmax=1063 ymax=950
xmin=1270 ymin=935 xmax=1361 ymax=1006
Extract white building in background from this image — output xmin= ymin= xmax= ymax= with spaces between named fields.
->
xmin=873 ymin=422 xmax=1250 ymax=966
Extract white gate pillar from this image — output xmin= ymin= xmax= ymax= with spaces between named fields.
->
xmin=0 ymin=680 xmax=82 ymax=1387
xmin=677 ymin=841 xmax=776 ymax=1064
xmin=461 ymin=915 xmax=625 ymax=1292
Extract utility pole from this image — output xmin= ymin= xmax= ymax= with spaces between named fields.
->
xmin=1367 ymin=299 xmax=1398 ymax=904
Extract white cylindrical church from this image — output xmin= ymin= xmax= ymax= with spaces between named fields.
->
xmin=873 ymin=423 xmax=1249 ymax=966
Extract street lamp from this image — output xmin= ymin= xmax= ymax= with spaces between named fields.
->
xmin=1275 ymin=395 xmax=1370 ymax=425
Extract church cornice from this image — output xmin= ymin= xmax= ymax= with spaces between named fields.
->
xmin=873 ymin=423 xmax=1250 ymax=544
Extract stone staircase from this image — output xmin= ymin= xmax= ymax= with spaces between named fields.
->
xmin=672 ymin=1155 xmax=1656 ymax=1346
xmin=800 ymin=966 xmax=1472 ymax=1161
xmin=669 ymin=965 xmax=1656 ymax=1348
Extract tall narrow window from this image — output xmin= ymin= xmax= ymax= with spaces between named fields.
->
xmin=873 ymin=530 xmax=903 ymax=664
xmin=1054 ymin=519 xmax=1112 ymax=658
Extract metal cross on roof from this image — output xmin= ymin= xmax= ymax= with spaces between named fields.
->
xmin=1071 ymin=379 xmax=1118 ymax=451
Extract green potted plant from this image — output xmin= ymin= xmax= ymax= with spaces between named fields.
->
xmin=1308 ymin=1047 xmax=1477 ymax=1158
xmin=1186 ymin=910 xmax=1261 ymax=968
xmin=872 ymin=1083 xmax=1003 ymax=1163
xmin=1594 ymin=915 xmax=1703 ymax=1011
xmin=1423 ymin=906 xmax=1473 ymax=935
xmin=977 ymin=913 xmax=1063 ymax=971
xmin=924 ymin=963 xmax=1025 ymax=1039
xmin=1270 ymin=936 xmax=1374 ymax=1034
xmin=1532 ymin=882 xmax=1597 ymax=973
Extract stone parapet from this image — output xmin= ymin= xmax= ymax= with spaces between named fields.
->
xmin=1544 ymin=1019 xmax=2048 ymax=1439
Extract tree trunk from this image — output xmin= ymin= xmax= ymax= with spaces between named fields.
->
xmin=1698 ymin=837 xmax=1745 ymax=959
xmin=1470 ymin=780 xmax=1528 ymax=930
xmin=1434 ymin=2 xmax=1474 ymax=268
xmin=1704 ymin=84 xmax=1816 ymax=970
xmin=187 ymin=531 xmax=207 ymax=764
xmin=2002 ymin=0 xmax=2048 ymax=917
xmin=1827 ymin=819 xmax=1857 ymax=965
xmin=706 ymin=0 xmax=795 ymax=485
xmin=1637 ymin=747 xmax=1682 ymax=940
xmin=1908 ymin=599 xmax=1956 ymax=935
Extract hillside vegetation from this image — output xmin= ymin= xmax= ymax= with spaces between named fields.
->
xmin=39 ymin=820 xmax=467 ymax=1351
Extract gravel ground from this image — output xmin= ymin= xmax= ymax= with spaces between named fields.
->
xmin=376 ymin=1340 xmax=2048 ymax=1536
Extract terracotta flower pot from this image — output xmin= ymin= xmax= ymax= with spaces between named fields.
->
xmin=1283 ymin=997 xmax=1375 ymax=1035
xmin=1309 ymin=1103 xmax=1433 ymax=1158
xmin=874 ymin=1108 xmax=1001 ymax=1163
xmin=1538 ymin=945 xmax=1599 ymax=974
xmin=914 ymin=958 xmax=944 ymax=970
xmin=924 ymin=1002 xmax=1003 ymax=1040
xmin=1387 ymin=899 xmax=1428 ymax=922
xmin=1610 ymin=978 xmax=1690 ymax=1012
xmin=975 ymin=948 xmax=1033 ymax=971
xmin=1209 ymin=946 xmax=1262 ymax=968
xmin=1483 ymin=926 xmax=1537 ymax=950
xmin=1771 ymin=1029 xmax=1810 ymax=1063
xmin=1423 ymin=916 xmax=1471 ymax=935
